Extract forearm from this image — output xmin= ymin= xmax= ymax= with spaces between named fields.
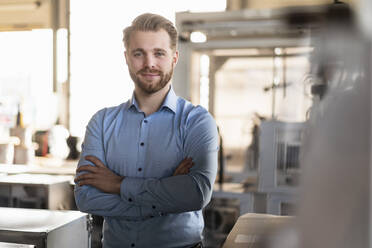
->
xmin=74 ymin=179 xmax=172 ymax=220
xmin=75 ymin=145 xmax=141 ymax=218
xmin=74 ymin=185 xmax=141 ymax=218
xmin=119 ymin=151 xmax=217 ymax=215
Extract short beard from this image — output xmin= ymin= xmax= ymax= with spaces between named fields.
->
xmin=129 ymin=66 xmax=173 ymax=95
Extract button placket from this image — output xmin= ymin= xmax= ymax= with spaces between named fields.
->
xmin=137 ymin=118 xmax=149 ymax=175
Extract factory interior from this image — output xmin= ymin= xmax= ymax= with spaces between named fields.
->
xmin=0 ymin=0 xmax=371 ymax=247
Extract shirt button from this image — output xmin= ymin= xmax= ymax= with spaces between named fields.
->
xmin=131 ymin=244 xmax=135 ymax=247
xmin=128 ymin=198 xmax=132 ymax=202
xmin=138 ymin=168 xmax=142 ymax=172
xmin=152 ymin=205 xmax=156 ymax=209
xmin=140 ymin=142 xmax=144 ymax=146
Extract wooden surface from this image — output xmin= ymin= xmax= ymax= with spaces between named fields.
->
xmin=222 ymin=213 xmax=294 ymax=248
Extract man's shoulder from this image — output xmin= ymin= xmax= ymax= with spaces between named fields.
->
xmin=176 ymin=98 xmax=215 ymax=128
xmin=177 ymin=97 xmax=208 ymax=116
xmin=105 ymin=102 xmax=129 ymax=114
xmin=90 ymin=101 xmax=129 ymax=122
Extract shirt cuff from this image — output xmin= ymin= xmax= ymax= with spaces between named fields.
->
xmin=120 ymin=177 xmax=145 ymax=204
xmin=120 ymin=177 xmax=164 ymax=219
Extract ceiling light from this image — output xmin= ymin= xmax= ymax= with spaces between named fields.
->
xmin=190 ymin=31 xmax=207 ymax=43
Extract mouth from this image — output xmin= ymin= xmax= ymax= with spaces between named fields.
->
xmin=138 ymin=69 xmax=162 ymax=80
xmin=141 ymin=73 xmax=160 ymax=81
xmin=142 ymin=73 xmax=159 ymax=76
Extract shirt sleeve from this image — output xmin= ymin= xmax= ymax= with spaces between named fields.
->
xmin=74 ymin=109 xmax=142 ymax=219
xmin=120 ymin=107 xmax=219 ymax=216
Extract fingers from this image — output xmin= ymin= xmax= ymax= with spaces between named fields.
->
xmin=177 ymin=157 xmax=192 ymax=169
xmin=77 ymin=179 xmax=94 ymax=187
xmin=176 ymin=166 xmax=190 ymax=175
xmin=173 ymin=157 xmax=194 ymax=176
xmin=76 ymin=164 xmax=98 ymax=173
xmin=75 ymin=156 xmax=106 ymax=174
xmin=74 ymin=172 xmax=95 ymax=183
xmin=173 ymin=158 xmax=190 ymax=175
xmin=85 ymin=156 xmax=106 ymax=168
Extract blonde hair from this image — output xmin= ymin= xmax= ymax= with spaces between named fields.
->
xmin=123 ymin=13 xmax=178 ymax=51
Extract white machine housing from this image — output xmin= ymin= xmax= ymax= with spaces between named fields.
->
xmin=258 ymin=120 xmax=304 ymax=194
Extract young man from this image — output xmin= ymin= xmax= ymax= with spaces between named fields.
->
xmin=74 ymin=13 xmax=219 ymax=248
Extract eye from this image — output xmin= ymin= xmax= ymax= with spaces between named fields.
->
xmin=155 ymin=52 xmax=165 ymax=57
xmin=133 ymin=51 xmax=143 ymax=57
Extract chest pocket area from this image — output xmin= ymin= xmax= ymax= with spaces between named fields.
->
xmin=150 ymin=141 xmax=183 ymax=178
xmin=106 ymin=155 xmax=129 ymax=176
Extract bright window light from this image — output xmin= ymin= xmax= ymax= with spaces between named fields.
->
xmin=274 ymin=47 xmax=283 ymax=55
xmin=190 ymin=31 xmax=207 ymax=43
xmin=0 ymin=29 xmax=55 ymax=130
xmin=57 ymin=28 xmax=68 ymax=84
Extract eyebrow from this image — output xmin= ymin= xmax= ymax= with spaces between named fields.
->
xmin=131 ymin=48 xmax=144 ymax=54
xmin=153 ymin=48 xmax=167 ymax=53
xmin=130 ymin=48 xmax=168 ymax=54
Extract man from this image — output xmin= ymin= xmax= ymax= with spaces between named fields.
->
xmin=74 ymin=13 xmax=219 ymax=248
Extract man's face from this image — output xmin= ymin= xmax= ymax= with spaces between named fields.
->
xmin=125 ymin=29 xmax=178 ymax=95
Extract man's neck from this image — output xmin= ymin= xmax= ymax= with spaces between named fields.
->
xmin=134 ymin=84 xmax=171 ymax=116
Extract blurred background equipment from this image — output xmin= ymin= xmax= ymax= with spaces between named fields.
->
xmin=203 ymin=198 xmax=240 ymax=248
xmin=257 ymin=120 xmax=303 ymax=215
xmin=0 ymin=174 xmax=73 ymax=210
xmin=0 ymin=207 xmax=91 ymax=248
xmin=258 ymin=120 xmax=303 ymax=192
xmin=10 ymin=104 xmax=35 ymax=165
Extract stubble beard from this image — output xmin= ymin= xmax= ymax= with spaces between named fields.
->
xmin=129 ymin=66 xmax=174 ymax=95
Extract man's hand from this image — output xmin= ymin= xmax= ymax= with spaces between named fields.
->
xmin=173 ymin=157 xmax=194 ymax=176
xmin=75 ymin=156 xmax=124 ymax=194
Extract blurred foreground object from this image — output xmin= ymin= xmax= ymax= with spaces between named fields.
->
xmin=222 ymin=213 xmax=295 ymax=248
xmin=286 ymin=2 xmax=371 ymax=248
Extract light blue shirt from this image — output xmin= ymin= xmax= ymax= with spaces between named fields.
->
xmin=74 ymin=87 xmax=219 ymax=248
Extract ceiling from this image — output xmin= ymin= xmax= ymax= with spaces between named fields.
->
xmin=0 ymin=0 xmax=68 ymax=31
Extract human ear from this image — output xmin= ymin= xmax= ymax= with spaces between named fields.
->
xmin=124 ymin=51 xmax=129 ymax=65
xmin=173 ymin=50 xmax=179 ymax=65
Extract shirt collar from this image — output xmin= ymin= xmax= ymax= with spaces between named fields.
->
xmin=128 ymin=94 xmax=141 ymax=112
xmin=127 ymin=86 xmax=178 ymax=114
xmin=160 ymin=86 xmax=178 ymax=113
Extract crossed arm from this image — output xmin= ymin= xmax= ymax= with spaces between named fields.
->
xmin=75 ymin=156 xmax=194 ymax=194
xmin=74 ymin=108 xmax=218 ymax=219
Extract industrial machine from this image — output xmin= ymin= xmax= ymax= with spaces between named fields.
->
xmin=0 ymin=207 xmax=91 ymax=248
xmin=258 ymin=120 xmax=303 ymax=193
xmin=0 ymin=174 xmax=73 ymax=210
xmin=256 ymin=120 xmax=304 ymax=215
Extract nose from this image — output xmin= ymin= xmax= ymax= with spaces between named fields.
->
xmin=144 ymin=55 xmax=155 ymax=68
